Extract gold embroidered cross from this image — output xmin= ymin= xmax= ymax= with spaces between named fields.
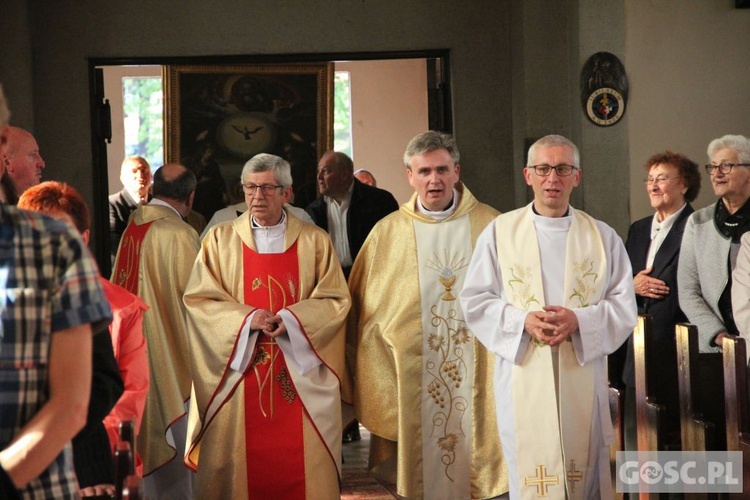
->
xmin=524 ymin=465 xmax=559 ymax=496
xmin=567 ymin=459 xmax=583 ymax=493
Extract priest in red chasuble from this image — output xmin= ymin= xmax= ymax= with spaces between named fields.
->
xmin=111 ymin=163 xmax=200 ymax=499
xmin=183 ymin=153 xmax=352 ymax=499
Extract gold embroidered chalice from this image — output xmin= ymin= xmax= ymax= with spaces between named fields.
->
xmin=439 ymin=269 xmax=457 ymax=301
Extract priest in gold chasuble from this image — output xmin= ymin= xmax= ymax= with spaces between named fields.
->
xmin=348 ymin=131 xmax=507 ymax=499
xmin=183 ymin=154 xmax=351 ymax=499
xmin=460 ymin=135 xmax=637 ymax=499
xmin=111 ymin=163 xmax=200 ymax=499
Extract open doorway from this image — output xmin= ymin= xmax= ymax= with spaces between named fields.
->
xmin=90 ymin=51 xmax=450 ymax=274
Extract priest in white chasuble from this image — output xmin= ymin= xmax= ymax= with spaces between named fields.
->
xmin=348 ymin=131 xmax=507 ymax=499
xmin=111 ymin=163 xmax=200 ymax=499
xmin=183 ymin=153 xmax=352 ymax=499
xmin=460 ymin=135 xmax=637 ymax=500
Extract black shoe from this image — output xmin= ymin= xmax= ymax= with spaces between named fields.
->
xmin=342 ymin=422 xmax=361 ymax=443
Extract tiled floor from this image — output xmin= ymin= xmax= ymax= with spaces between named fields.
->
xmin=340 ymin=426 xmax=397 ymax=499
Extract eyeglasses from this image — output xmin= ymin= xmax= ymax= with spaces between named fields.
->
xmin=644 ymin=174 xmax=676 ymax=184
xmin=242 ymin=183 xmax=284 ymax=195
xmin=704 ymin=162 xmax=750 ymax=175
xmin=527 ymin=164 xmax=578 ymax=177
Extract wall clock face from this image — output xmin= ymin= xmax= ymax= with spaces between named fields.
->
xmin=216 ymin=113 xmax=277 ymax=159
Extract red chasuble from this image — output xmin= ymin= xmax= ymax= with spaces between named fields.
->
xmin=113 ymin=220 xmax=154 ymax=294
xmin=242 ymin=241 xmax=305 ymax=499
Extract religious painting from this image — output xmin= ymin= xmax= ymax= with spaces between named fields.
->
xmin=165 ymin=63 xmax=333 ymax=219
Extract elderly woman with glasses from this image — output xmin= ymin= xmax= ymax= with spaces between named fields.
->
xmin=618 ymin=151 xmax=700 ymax=451
xmin=678 ymin=134 xmax=750 ymax=353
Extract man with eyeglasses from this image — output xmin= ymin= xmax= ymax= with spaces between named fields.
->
xmin=348 ymin=131 xmax=506 ymax=499
xmin=460 ymin=134 xmax=637 ymax=499
xmin=183 ymin=153 xmax=351 ymax=498
xmin=111 ymin=163 xmax=200 ymax=499
xmin=200 ymin=179 xmax=312 ymax=239
xmin=679 ymin=134 xmax=750 ymax=353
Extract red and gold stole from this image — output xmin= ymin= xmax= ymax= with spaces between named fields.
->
xmin=242 ymin=241 xmax=305 ymax=499
xmin=112 ymin=220 xmax=154 ymax=294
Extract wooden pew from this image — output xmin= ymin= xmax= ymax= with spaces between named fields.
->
xmin=722 ymin=334 xmax=750 ymax=498
xmin=675 ymin=323 xmax=726 ymax=453
xmin=633 ymin=314 xmax=675 ymax=452
xmin=114 ymin=441 xmax=133 ymax=500
xmin=118 ymin=420 xmax=136 ymax=477
xmin=609 ymin=383 xmax=624 ymax=499
xmin=114 ymin=420 xmax=142 ymax=500
xmin=120 ymin=475 xmax=143 ymax=500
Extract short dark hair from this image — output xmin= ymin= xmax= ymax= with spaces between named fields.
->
xmin=18 ymin=181 xmax=90 ymax=232
xmin=645 ymin=151 xmax=701 ymax=203
xmin=153 ymin=165 xmax=197 ymax=202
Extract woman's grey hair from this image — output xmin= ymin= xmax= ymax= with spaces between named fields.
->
xmin=707 ymin=134 xmax=750 ymax=165
xmin=241 ymin=153 xmax=293 ymax=187
xmin=527 ymin=135 xmax=580 ymax=168
xmin=403 ymin=131 xmax=460 ymax=168
xmin=0 ymin=85 xmax=10 ymax=127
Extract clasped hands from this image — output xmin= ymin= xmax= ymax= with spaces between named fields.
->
xmin=524 ymin=305 xmax=578 ymax=346
xmin=251 ymin=309 xmax=287 ymax=338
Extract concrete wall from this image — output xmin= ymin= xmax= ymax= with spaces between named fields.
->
xmin=4 ymin=0 xmax=749 ymax=252
xmin=625 ymin=0 xmax=750 ymax=222
xmin=2 ymin=0 xmax=514 ymax=259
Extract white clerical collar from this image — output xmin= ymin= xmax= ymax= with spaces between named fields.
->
xmin=251 ymin=210 xmax=287 ymax=253
xmin=251 ymin=209 xmax=287 ymax=230
xmin=149 ymin=198 xmax=182 ymax=218
xmin=324 ymin=181 xmax=354 ymax=209
xmin=651 ymin=203 xmax=686 ymax=240
xmin=417 ymin=189 xmax=459 ymax=220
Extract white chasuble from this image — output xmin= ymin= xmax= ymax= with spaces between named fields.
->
xmin=495 ymin=206 xmax=606 ymax=500
xmin=414 ymin=214 xmax=475 ymax=499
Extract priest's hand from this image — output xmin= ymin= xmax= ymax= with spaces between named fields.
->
xmin=524 ymin=311 xmax=560 ymax=345
xmin=634 ymin=266 xmax=669 ymax=299
xmin=263 ymin=314 xmax=287 ymax=338
xmin=543 ymin=305 xmax=579 ymax=346
xmin=251 ymin=309 xmax=275 ymax=330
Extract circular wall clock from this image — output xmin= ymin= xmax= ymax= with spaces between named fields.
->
xmin=585 ymin=87 xmax=625 ymax=126
xmin=216 ymin=112 xmax=277 ymax=160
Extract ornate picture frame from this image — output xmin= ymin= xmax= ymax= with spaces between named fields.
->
xmin=165 ymin=63 xmax=333 ymax=216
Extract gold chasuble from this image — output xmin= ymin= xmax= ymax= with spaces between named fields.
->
xmin=184 ymin=211 xmax=351 ymax=499
xmin=494 ymin=206 xmax=605 ymax=500
xmin=348 ymin=184 xmax=508 ymax=499
xmin=111 ymin=204 xmax=199 ymax=475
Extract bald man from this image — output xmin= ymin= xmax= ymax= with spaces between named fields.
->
xmin=1 ymin=126 xmax=45 ymax=203
xmin=109 ymin=156 xmax=152 ymax=260
xmin=354 ymin=168 xmax=377 ymax=187
xmin=111 ymin=163 xmax=199 ymax=499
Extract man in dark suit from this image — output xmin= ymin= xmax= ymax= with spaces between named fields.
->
xmin=617 ymin=151 xmax=701 ymax=451
xmin=306 ymin=151 xmax=398 ymax=443
xmin=306 ymin=151 xmax=399 ymax=278
xmin=109 ymin=156 xmax=152 ymax=260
